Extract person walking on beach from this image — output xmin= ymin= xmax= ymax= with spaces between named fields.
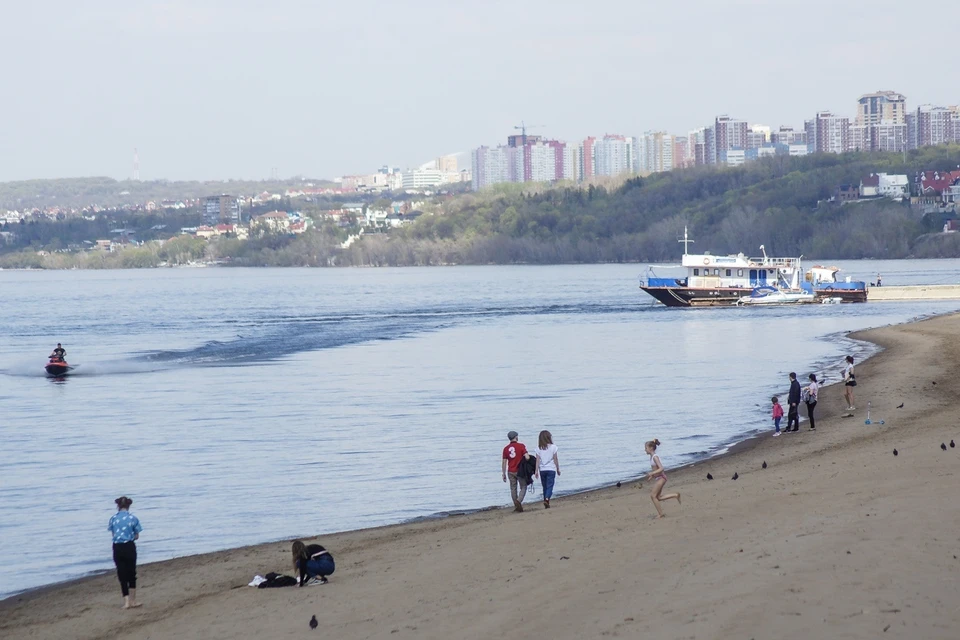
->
xmin=842 ymin=356 xmax=857 ymax=410
xmin=292 ymin=540 xmax=335 ymax=586
xmin=877 ymin=274 xmax=882 ymax=287
xmin=786 ymin=373 xmax=801 ymax=432
xmin=804 ymin=374 xmax=819 ymax=430
xmin=645 ymin=439 xmax=680 ymax=519
xmin=502 ymin=431 xmax=531 ymax=512
xmin=771 ymin=396 xmax=784 ymax=436
xmin=107 ymin=496 xmax=142 ymax=609
xmin=535 ymin=430 xmax=561 ymax=509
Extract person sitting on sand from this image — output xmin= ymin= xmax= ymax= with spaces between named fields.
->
xmin=842 ymin=356 xmax=856 ymax=411
xmin=293 ymin=540 xmax=335 ymax=586
xmin=645 ymin=439 xmax=680 ymax=519
xmin=107 ymin=496 xmax=142 ymax=609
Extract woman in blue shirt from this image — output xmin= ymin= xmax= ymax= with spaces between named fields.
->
xmin=107 ymin=496 xmax=143 ymax=609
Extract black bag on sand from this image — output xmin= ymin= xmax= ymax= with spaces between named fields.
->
xmin=258 ymin=572 xmax=298 ymax=588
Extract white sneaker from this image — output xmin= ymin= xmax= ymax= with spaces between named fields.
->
xmin=773 ymin=432 xmax=781 ymax=437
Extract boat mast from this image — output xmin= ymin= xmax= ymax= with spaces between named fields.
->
xmin=679 ymin=226 xmax=694 ymax=256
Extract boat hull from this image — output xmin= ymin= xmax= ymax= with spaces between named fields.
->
xmin=641 ymin=286 xmax=867 ymax=307
xmin=45 ymin=362 xmax=72 ymax=376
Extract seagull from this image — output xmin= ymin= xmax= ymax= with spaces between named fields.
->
xmin=942 ymin=443 xmax=948 ymax=451
xmin=893 ymin=449 xmax=898 ymax=456
xmin=706 ymin=473 xmax=713 ymax=480
xmin=762 ymin=461 xmax=767 ymax=469
xmin=309 ymin=615 xmax=318 ymax=630
xmin=732 ymin=472 xmax=739 ymax=481
xmin=897 ymin=403 xmax=904 ymax=409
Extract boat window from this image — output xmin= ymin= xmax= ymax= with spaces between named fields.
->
xmin=693 ymin=268 xmax=699 ymax=276
xmin=714 ymin=269 xmax=720 ymax=275
xmin=726 ymin=269 xmax=732 ymax=276
xmin=738 ymin=269 xmax=743 ymax=277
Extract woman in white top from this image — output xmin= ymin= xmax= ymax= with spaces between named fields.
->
xmin=842 ymin=355 xmax=856 ymax=410
xmin=645 ymin=439 xmax=680 ymax=519
xmin=804 ymin=373 xmax=819 ymax=430
xmin=535 ymin=430 xmax=560 ymax=509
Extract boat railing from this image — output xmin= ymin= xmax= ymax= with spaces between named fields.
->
xmin=749 ymin=256 xmax=800 ymax=268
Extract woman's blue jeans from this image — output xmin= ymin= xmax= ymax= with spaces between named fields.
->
xmin=540 ymin=470 xmax=556 ymax=500
xmin=306 ymin=555 xmax=335 ymax=578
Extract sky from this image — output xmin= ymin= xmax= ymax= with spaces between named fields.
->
xmin=0 ymin=0 xmax=955 ymax=183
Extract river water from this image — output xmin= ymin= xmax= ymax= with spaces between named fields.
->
xmin=2 ymin=260 xmax=960 ymax=598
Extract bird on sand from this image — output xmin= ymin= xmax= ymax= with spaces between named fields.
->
xmin=897 ymin=403 xmax=904 ymax=409
xmin=309 ymin=615 xmax=318 ymax=630
xmin=732 ymin=472 xmax=739 ymax=480
xmin=893 ymin=449 xmax=898 ymax=456
xmin=950 ymin=440 xmax=955 ymax=448
xmin=941 ymin=443 xmax=948 ymax=451
xmin=706 ymin=473 xmax=713 ymax=480
xmin=932 ymin=381 xmax=937 ymax=385
xmin=616 ymin=481 xmax=621 ymax=488
xmin=762 ymin=461 xmax=767 ymax=469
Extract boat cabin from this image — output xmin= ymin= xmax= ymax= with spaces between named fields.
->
xmin=680 ymin=252 xmax=799 ymax=289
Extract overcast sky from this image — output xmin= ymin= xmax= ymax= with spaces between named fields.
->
xmin=0 ymin=0 xmax=954 ymax=182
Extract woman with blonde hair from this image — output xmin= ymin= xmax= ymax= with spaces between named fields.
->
xmin=292 ymin=540 xmax=335 ymax=586
xmin=645 ymin=439 xmax=680 ymax=518
xmin=535 ymin=430 xmax=560 ymax=509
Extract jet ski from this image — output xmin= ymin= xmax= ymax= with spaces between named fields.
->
xmin=45 ymin=357 xmax=73 ymax=376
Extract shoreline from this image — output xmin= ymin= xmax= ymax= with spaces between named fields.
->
xmin=5 ymin=312 xmax=960 ymax=639
xmin=0 ymin=323 xmax=885 ymax=604
xmin=0 ymin=327 xmax=879 ymax=604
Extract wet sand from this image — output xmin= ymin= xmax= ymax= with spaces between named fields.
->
xmin=3 ymin=313 xmax=960 ymax=640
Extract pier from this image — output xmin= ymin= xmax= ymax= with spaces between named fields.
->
xmin=869 ymin=284 xmax=960 ymax=301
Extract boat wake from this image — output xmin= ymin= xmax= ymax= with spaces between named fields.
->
xmin=1 ymin=301 xmax=654 ymax=377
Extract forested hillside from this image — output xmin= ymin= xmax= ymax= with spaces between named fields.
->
xmin=359 ymin=145 xmax=960 ymax=265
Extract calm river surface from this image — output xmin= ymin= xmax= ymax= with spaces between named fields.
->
xmin=2 ymin=260 xmax=960 ymax=598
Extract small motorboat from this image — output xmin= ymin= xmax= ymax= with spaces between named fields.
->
xmin=45 ymin=358 xmax=73 ymax=376
xmin=736 ymin=285 xmax=815 ymax=306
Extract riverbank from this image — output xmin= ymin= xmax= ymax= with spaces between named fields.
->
xmin=4 ymin=313 xmax=960 ymax=639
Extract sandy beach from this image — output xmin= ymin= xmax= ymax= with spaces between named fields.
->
xmin=4 ymin=313 xmax=960 ymax=640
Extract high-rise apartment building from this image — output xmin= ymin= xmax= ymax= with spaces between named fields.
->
xmin=714 ymin=116 xmax=749 ymax=164
xmin=203 ymin=195 xmax=241 ymax=224
xmin=436 ymin=154 xmax=458 ymax=173
xmin=856 ymin=91 xmax=907 ymax=127
xmin=593 ymin=135 xmax=634 ymax=177
xmin=673 ymin=136 xmax=690 ymax=169
xmin=770 ymin=126 xmax=807 ymax=146
xmin=916 ymin=105 xmax=955 ymax=147
xmin=812 ymin=111 xmax=851 ymax=154
xmin=853 ymin=91 xmax=907 ymax=152
xmin=580 ymin=137 xmax=596 ymax=180
xmin=639 ymin=131 xmax=674 ymax=173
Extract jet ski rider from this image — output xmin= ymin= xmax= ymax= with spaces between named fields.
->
xmin=51 ymin=343 xmax=66 ymax=362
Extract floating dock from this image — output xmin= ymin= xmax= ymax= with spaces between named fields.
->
xmin=869 ymin=284 xmax=960 ymax=301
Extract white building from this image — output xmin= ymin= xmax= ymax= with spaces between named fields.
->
xmin=877 ymin=173 xmax=909 ymax=198
xmin=594 ymin=135 xmax=634 ymax=177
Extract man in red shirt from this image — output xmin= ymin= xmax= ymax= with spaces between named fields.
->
xmin=501 ymin=430 xmax=530 ymax=512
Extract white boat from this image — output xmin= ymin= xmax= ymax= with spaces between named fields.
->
xmin=736 ymin=285 xmax=815 ymax=306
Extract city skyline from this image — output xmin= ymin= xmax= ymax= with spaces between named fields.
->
xmin=1 ymin=1 xmax=958 ymax=183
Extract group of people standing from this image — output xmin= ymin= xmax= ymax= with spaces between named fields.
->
xmin=501 ymin=430 xmax=561 ymax=512
xmin=771 ymin=355 xmax=856 ymax=436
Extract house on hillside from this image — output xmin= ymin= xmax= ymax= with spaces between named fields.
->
xmin=836 ymin=184 xmax=860 ymax=202
xmin=943 ymin=220 xmax=960 ymax=233
xmin=877 ymin=174 xmax=908 ymax=199
xmin=251 ymin=211 xmax=291 ymax=233
xmin=860 ymin=174 xmax=879 ymax=198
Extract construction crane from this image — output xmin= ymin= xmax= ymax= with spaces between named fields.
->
xmin=513 ymin=121 xmax=543 ymax=146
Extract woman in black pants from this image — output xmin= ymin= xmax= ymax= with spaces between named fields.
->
xmin=805 ymin=374 xmax=819 ymax=430
xmin=107 ymin=496 xmax=143 ymax=608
